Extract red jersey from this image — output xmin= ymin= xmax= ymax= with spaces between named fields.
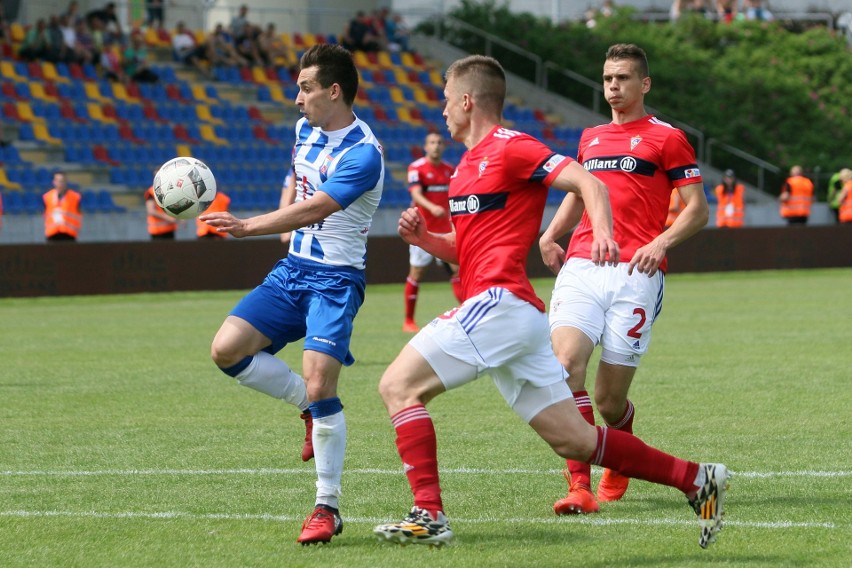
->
xmin=449 ymin=126 xmax=571 ymax=310
xmin=567 ymin=115 xmax=702 ymax=273
xmin=408 ymin=157 xmax=455 ymax=233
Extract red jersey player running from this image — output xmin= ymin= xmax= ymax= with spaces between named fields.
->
xmin=540 ymin=43 xmax=713 ymax=518
xmin=403 ymin=131 xmax=463 ymax=332
xmin=373 ymin=54 xmax=729 ymax=550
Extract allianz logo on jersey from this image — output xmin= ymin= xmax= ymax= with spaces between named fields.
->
xmin=583 ymin=156 xmax=639 ymax=172
xmin=449 ymin=192 xmax=508 ymax=215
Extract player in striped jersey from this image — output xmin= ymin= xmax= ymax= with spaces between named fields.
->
xmin=200 ymin=43 xmax=383 ymax=545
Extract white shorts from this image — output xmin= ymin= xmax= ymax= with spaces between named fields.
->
xmin=409 ymin=288 xmax=571 ymax=422
xmin=549 ymin=258 xmax=665 ymax=365
xmin=409 ymin=245 xmax=436 ymax=268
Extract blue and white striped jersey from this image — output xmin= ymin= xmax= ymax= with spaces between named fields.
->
xmin=289 ymin=115 xmax=384 ymax=270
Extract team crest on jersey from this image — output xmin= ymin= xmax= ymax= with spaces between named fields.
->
xmin=478 ymin=157 xmax=489 ymax=177
xmin=630 ymin=136 xmax=642 ymax=150
xmin=319 ymin=154 xmax=334 ymax=175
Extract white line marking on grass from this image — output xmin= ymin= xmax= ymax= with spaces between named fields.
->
xmin=0 ymin=510 xmax=841 ymax=530
xmin=2 ymin=468 xmax=850 ymax=478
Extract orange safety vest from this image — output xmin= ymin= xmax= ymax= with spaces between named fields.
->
xmin=839 ymin=181 xmax=852 ymax=223
xmin=665 ymin=189 xmax=685 ymax=228
xmin=43 ymin=188 xmax=82 ymax=238
xmin=779 ymin=175 xmax=813 ymax=218
xmin=714 ymin=183 xmax=745 ymax=228
xmin=196 ymin=192 xmax=230 ymax=238
xmin=144 ymin=186 xmax=178 ymax=235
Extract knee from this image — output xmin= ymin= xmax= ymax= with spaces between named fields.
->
xmin=553 ymin=349 xmax=587 ymax=388
xmin=210 ymin=337 xmax=241 ymax=370
xmin=551 ymin=423 xmax=598 ymax=461
xmin=594 ymin=392 xmax=626 ymax=424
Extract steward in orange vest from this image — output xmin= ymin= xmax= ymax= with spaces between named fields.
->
xmin=779 ymin=165 xmax=813 ymax=225
xmin=714 ymin=169 xmax=745 ymax=228
xmin=144 ymin=185 xmax=178 ymax=239
xmin=665 ymin=188 xmax=685 ymax=228
xmin=43 ymin=171 xmax=82 ymax=241
xmin=196 ymin=191 xmax=231 ymax=239
xmin=837 ymin=170 xmax=852 ymax=224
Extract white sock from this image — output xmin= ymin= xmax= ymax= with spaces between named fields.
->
xmin=235 ymin=352 xmax=308 ymax=411
xmin=313 ymin=409 xmax=346 ymax=510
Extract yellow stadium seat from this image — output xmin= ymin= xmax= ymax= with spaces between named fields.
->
xmin=352 ymin=51 xmax=372 ymax=69
xmin=377 ymin=52 xmax=393 ymax=68
xmin=84 ymin=82 xmax=110 ymax=102
xmin=10 ymin=23 xmax=25 ymax=44
xmin=32 ymin=123 xmax=62 ymax=145
xmin=301 ymin=33 xmax=318 ymax=47
xmin=251 ymin=66 xmax=269 ymax=84
xmin=111 ymin=82 xmax=140 ymax=104
xmin=0 ymin=61 xmax=27 ymax=82
xmin=41 ymin=62 xmax=70 ymax=84
xmin=176 ymin=143 xmax=192 ymax=157
xmin=191 ymin=84 xmax=217 ymax=104
xmin=389 ymin=87 xmax=407 ymax=104
xmin=266 ymin=83 xmax=288 ymax=104
xmin=196 ymin=105 xmax=224 ymax=125
xmin=393 ymin=68 xmax=411 ymax=85
xmin=199 ymin=124 xmax=227 ymax=146
xmin=15 ymin=101 xmax=41 ymax=122
xmin=0 ymin=168 xmax=22 ymax=190
xmin=27 ymin=82 xmax=58 ymax=103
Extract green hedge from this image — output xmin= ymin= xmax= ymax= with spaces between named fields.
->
xmin=427 ymin=1 xmax=852 ymax=194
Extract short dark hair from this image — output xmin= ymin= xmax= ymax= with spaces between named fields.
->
xmin=606 ymin=43 xmax=650 ymax=78
xmin=299 ymin=44 xmax=359 ymax=106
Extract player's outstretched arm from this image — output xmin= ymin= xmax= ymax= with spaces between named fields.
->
xmin=200 ymin=191 xmax=341 ymax=238
xmin=398 ymin=206 xmax=458 ymax=264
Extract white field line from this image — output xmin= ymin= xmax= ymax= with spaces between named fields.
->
xmin=0 ymin=510 xmax=841 ymax=530
xmin=1 ymin=467 xmax=851 ymax=478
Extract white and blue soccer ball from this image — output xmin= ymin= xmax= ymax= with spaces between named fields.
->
xmin=153 ymin=157 xmax=217 ymax=219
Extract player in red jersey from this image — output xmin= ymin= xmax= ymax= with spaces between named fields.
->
xmin=374 ymin=54 xmax=729 ymax=550
xmin=402 ymin=131 xmax=463 ymax=332
xmin=540 ymin=43 xmax=711 ymax=515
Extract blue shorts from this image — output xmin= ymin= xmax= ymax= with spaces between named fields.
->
xmin=230 ymin=255 xmax=366 ymax=366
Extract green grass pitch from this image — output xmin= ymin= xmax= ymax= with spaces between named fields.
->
xmin=1 ymin=268 xmax=850 ymax=567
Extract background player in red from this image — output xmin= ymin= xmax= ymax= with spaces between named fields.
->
xmin=540 ymin=43 xmax=710 ymax=515
xmin=373 ymin=54 xmax=729 ymax=550
xmin=402 ymin=131 xmax=462 ymax=332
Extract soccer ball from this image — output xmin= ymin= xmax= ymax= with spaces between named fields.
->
xmin=153 ymin=157 xmax=217 ymax=219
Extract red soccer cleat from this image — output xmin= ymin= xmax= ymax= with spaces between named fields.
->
xmin=300 ymin=411 xmax=314 ymax=462
xmin=597 ymin=468 xmax=630 ymax=502
xmin=297 ymin=505 xmax=343 ymax=545
xmin=402 ymin=319 xmax=420 ymax=333
xmin=553 ymin=471 xmax=600 ymax=515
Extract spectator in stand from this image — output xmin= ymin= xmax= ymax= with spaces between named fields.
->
xmin=779 ymin=165 xmax=814 ymax=225
xmin=716 ymin=0 xmax=737 ymax=23
xmin=743 ymin=0 xmax=773 ymax=21
xmin=65 ymin=1 xmax=84 ymax=26
xmin=19 ymin=19 xmax=51 ymax=62
xmin=229 ymin=4 xmax=250 ymax=41
xmin=145 ymin=0 xmax=165 ymax=29
xmin=0 ymin=191 xmax=3 ymax=233
xmin=714 ymin=169 xmax=745 ymax=227
xmin=172 ymin=21 xmax=199 ymax=65
xmin=258 ymin=22 xmax=292 ymax=68
xmin=86 ymin=2 xmax=124 ymax=46
xmin=197 ymin=191 xmax=231 ymax=239
xmin=47 ymin=14 xmax=72 ymax=63
xmin=234 ymin=22 xmax=262 ymax=65
xmin=836 ymin=169 xmax=852 ymax=224
xmin=43 ymin=171 xmax=82 ymax=242
xmin=203 ymin=23 xmax=248 ymax=67
xmin=341 ymin=11 xmax=381 ymax=53
xmin=123 ymin=31 xmax=159 ymax=83
xmin=145 ymin=184 xmax=178 ymax=239
xmin=71 ymin=19 xmax=96 ymax=65
xmin=384 ymin=12 xmax=410 ymax=52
